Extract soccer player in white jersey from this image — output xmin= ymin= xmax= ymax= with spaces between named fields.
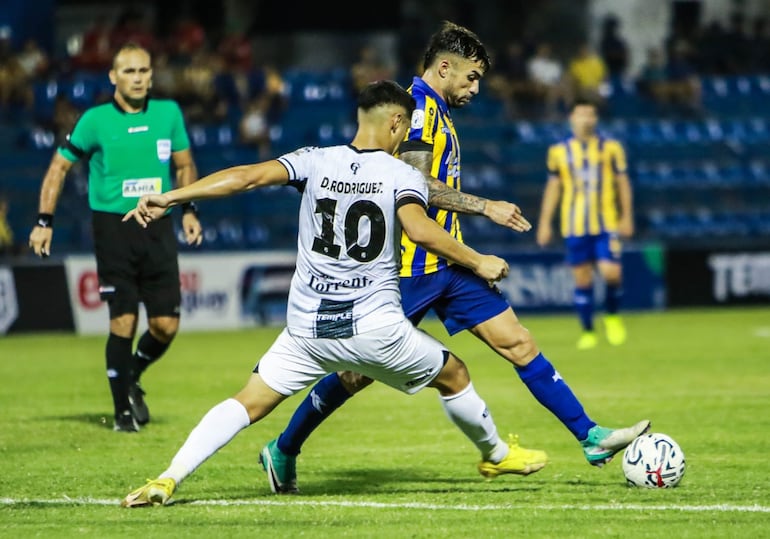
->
xmin=120 ymin=80 xmax=548 ymax=507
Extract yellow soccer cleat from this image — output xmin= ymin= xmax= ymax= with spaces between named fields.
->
xmin=121 ymin=478 xmax=176 ymax=508
xmin=603 ymin=315 xmax=627 ymax=346
xmin=576 ymin=331 xmax=598 ymax=350
xmin=478 ymin=435 xmax=548 ymax=478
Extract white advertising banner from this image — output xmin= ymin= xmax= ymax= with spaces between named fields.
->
xmin=64 ymin=252 xmax=296 ymax=335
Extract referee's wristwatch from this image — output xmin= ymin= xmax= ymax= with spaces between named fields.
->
xmin=36 ymin=213 xmax=54 ymax=228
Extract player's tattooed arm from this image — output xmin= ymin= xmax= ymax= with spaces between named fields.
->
xmin=400 ymin=150 xmax=484 ymax=213
xmin=399 ymin=149 xmax=531 ymax=232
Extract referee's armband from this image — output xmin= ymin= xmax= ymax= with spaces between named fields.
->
xmin=181 ymin=202 xmax=199 ymax=216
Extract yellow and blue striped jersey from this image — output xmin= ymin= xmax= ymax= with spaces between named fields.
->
xmin=398 ymin=76 xmax=463 ymax=277
xmin=547 ymin=134 xmax=627 ymax=238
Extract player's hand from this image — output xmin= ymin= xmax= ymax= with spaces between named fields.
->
xmin=536 ymin=224 xmax=552 ymax=247
xmin=182 ymin=212 xmax=203 ymax=246
xmin=28 ymin=226 xmax=53 ymax=257
xmin=474 ymin=254 xmax=509 ymax=284
xmin=122 ymin=194 xmax=171 ymax=227
xmin=484 ymin=200 xmax=531 ymax=232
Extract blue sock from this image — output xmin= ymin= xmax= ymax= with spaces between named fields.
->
xmin=277 ymin=373 xmax=352 ymax=456
xmin=574 ymin=286 xmax=594 ymax=331
xmin=605 ymin=284 xmax=623 ymax=314
xmin=516 ymin=353 xmax=596 ymax=441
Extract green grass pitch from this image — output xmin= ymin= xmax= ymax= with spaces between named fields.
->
xmin=1 ymin=307 xmax=768 ymax=537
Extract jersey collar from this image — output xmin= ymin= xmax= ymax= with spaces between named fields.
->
xmin=111 ymin=96 xmax=150 ymax=114
xmin=411 ymin=76 xmax=449 ymax=114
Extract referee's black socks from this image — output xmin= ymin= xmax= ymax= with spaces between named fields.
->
xmin=106 ymin=333 xmax=134 ymax=418
xmin=133 ymin=330 xmax=171 ymax=380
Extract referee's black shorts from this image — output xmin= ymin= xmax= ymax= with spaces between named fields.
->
xmin=92 ymin=210 xmax=181 ymax=319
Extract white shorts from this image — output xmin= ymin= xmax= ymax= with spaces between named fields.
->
xmin=256 ymin=319 xmax=448 ymax=396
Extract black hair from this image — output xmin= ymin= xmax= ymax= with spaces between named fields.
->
xmin=422 ymin=20 xmax=491 ymax=73
xmin=570 ymin=98 xmax=600 ymax=111
xmin=357 ymin=80 xmax=416 ymax=116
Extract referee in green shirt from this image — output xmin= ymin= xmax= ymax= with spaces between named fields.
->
xmin=29 ymin=42 xmax=203 ymax=432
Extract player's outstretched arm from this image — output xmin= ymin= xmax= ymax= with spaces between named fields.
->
xmin=398 ymin=202 xmax=508 ymax=284
xmin=399 ymin=149 xmax=530 ymax=232
xmin=426 ymin=176 xmax=531 ymax=232
xmin=124 ymin=160 xmax=290 ymax=227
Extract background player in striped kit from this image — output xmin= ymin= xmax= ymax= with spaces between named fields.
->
xmin=536 ymin=98 xmax=634 ymax=350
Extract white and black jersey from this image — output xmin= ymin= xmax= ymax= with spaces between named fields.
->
xmin=277 ymin=145 xmax=427 ymax=338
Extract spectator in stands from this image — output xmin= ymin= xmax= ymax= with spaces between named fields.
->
xmin=536 ymin=99 xmax=634 ymax=350
xmin=167 ymin=17 xmax=206 ymax=68
xmin=599 ymin=14 xmax=629 ymax=80
xmin=237 ymin=66 xmax=287 ymax=159
xmin=178 ymin=50 xmax=226 ymax=125
xmin=487 ymin=40 xmax=536 ymax=118
xmin=16 ymin=38 xmax=50 ymax=83
xmin=664 ymin=39 xmax=702 ymax=115
xmin=0 ymin=31 xmax=32 ymax=114
xmin=748 ymin=16 xmax=770 ymax=73
xmin=74 ymin=15 xmax=113 ymax=72
xmin=349 ymin=44 xmax=396 ymax=97
xmin=28 ymin=43 xmax=203 ymax=433
xmin=723 ymin=11 xmax=751 ymax=74
xmin=526 ymin=42 xmax=566 ymax=119
xmin=217 ymin=23 xmax=254 ymax=73
xmin=0 ymin=194 xmax=15 ymax=256
xmin=694 ymin=20 xmax=729 ymax=75
xmin=149 ymin=50 xmax=179 ymax=100
xmin=566 ymin=42 xmax=608 ymax=109
xmin=110 ymin=8 xmax=157 ymax=54
xmin=637 ymin=47 xmax=668 ymax=102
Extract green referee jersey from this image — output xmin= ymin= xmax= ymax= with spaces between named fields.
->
xmin=58 ymin=97 xmax=190 ymax=215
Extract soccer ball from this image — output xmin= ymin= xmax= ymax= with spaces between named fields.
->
xmin=622 ymin=432 xmax=686 ymax=488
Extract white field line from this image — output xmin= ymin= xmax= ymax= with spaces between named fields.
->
xmin=1 ymin=497 xmax=768 ymax=513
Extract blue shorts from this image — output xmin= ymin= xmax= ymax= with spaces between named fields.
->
xmin=565 ymin=232 xmax=622 ymax=266
xmin=400 ymin=265 xmax=510 ymax=336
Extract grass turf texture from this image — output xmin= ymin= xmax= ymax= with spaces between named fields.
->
xmin=1 ymin=307 xmax=768 ymax=538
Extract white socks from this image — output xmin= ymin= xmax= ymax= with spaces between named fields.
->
xmin=160 ymin=398 xmax=251 ymax=484
xmin=439 ymin=382 xmax=508 ymax=463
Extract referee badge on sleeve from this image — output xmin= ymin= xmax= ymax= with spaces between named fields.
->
xmin=157 ymin=139 xmax=171 ymax=162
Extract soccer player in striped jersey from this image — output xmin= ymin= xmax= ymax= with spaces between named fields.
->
xmin=258 ymin=21 xmax=649 ymax=494
xmin=536 ymin=99 xmax=634 ymax=350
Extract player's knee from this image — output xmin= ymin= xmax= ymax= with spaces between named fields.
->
xmin=148 ymin=318 xmax=179 ymax=342
xmin=337 ymin=371 xmax=373 ymax=394
xmin=430 ymin=353 xmax=470 ymax=394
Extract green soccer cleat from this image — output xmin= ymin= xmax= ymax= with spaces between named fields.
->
xmin=581 ymin=419 xmax=651 ymax=467
xmin=121 ymin=478 xmax=176 ymax=508
xmin=603 ymin=314 xmax=627 ymax=346
xmin=478 ymin=434 xmax=548 ymax=478
xmin=576 ymin=331 xmax=598 ymax=350
xmin=259 ymin=438 xmax=299 ymax=494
